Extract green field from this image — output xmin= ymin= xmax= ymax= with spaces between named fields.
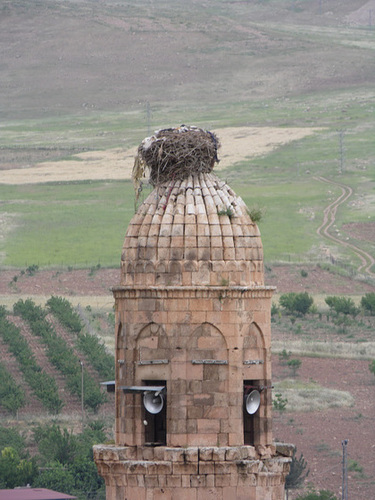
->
xmin=1 ymin=0 xmax=374 ymax=272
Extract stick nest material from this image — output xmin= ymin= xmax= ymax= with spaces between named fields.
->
xmin=132 ymin=125 xmax=221 ymax=188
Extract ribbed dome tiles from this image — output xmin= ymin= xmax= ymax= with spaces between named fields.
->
xmin=121 ymin=173 xmax=264 ymax=287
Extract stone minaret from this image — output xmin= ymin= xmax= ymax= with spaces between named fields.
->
xmin=94 ymin=127 xmax=292 ymax=499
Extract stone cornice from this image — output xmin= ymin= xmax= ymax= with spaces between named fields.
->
xmin=112 ymin=285 xmax=276 ymax=300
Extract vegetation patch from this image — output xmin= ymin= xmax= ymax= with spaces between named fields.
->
xmin=0 ymin=305 xmax=63 ymax=414
xmin=274 ymin=379 xmax=354 ymax=412
xmin=13 ymin=299 xmax=106 ymax=412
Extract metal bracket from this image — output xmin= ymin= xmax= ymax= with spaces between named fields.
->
xmin=100 ymin=380 xmax=116 ymax=393
xmin=191 ymin=359 xmax=228 ymax=365
xmin=243 ymin=360 xmax=264 ymax=365
xmin=121 ymin=385 xmax=166 ymax=396
xmin=137 ymin=359 xmax=169 ymax=366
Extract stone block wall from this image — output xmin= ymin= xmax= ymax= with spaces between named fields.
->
xmin=94 ymin=444 xmax=293 ymax=500
xmin=113 ymin=286 xmax=274 ymax=448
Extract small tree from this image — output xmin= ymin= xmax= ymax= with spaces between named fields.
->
xmin=285 ymin=447 xmax=309 ymax=498
xmin=325 ymin=296 xmax=360 ymax=317
xmin=273 ymin=393 xmax=287 ymax=412
xmin=296 ymin=489 xmax=337 ymax=500
xmin=287 ymin=358 xmax=302 ymax=377
xmin=278 ymin=349 xmax=292 ymax=365
xmin=279 ymin=292 xmax=314 ymax=316
xmin=0 ymin=447 xmax=37 ymax=489
xmin=361 ymin=292 xmax=375 ymax=315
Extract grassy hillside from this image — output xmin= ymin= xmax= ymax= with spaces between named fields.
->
xmin=1 ymin=0 xmax=374 ymax=272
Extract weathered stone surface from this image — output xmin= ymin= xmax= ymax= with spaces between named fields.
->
xmin=94 ymin=166 xmax=291 ymax=498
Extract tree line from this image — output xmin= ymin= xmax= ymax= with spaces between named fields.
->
xmin=0 ymin=297 xmax=115 ymax=416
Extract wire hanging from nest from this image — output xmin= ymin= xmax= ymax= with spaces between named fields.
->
xmin=132 ymin=125 xmax=221 ymax=199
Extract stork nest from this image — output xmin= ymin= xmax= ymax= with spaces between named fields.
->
xmin=132 ymin=125 xmax=220 ymax=188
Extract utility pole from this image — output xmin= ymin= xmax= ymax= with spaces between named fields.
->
xmin=80 ymin=360 xmax=84 ymax=432
xmin=342 ymin=439 xmax=348 ymax=500
xmin=338 ymin=130 xmax=345 ymax=174
xmin=146 ymin=101 xmax=152 ymax=135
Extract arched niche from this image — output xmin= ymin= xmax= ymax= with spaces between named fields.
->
xmin=135 ymin=323 xmax=170 ymax=364
xmin=116 ymin=321 xmax=124 ymax=350
xmin=190 ymin=323 xmax=228 ymax=383
xmin=243 ymin=322 xmax=265 ymax=364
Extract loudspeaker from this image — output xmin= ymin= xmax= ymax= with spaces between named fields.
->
xmin=244 ymin=390 xmax=261 ymax=415
xmin=143 ymin=392 xmax=164 ymax=414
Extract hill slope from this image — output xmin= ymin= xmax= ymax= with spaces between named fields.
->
xmin=1 ymin=0 xmax=374 ymax=122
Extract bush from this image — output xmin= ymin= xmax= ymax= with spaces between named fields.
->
xmin=33 ymin=423 xmax=106 ymax=498
xmin=0 ymin=427 xmax=26 ymax=455
xmin=325 ymin=296 xmax=360 ymax=317
xmin=369 ymin=359 xmax=375 ymax=377
xmin=273 ymin=393 xmax=287 ymax=412
xmin=287 ymin=358 xmax=302 ymax=377
xmin=47 ymin=296 xmax=83 ymax=334
xmin=48 ymin=297 xmax=114 ymax=379
xmin=15 ymin=298 xmax=106 ymax=412
xmin=279 ymin=292 xmax=314 ymax=316
xmin=0 ymin=447 xmax=37 ymax=489
xmin=33 ymin=460 xmax=76 ymax=495
xmin=77 ymin=333 xmax=114 ymax=380
xmin=285 ymin=447 xmax=309 ymax=491
xmin=278 ymin=349 xmax=292 ymax=365
xmin=13 ymin=298 xmax=46 ymax=323
xmin=0 ymin=311 xmax=63 ymax=414
xmin=361 ymin=292 xmax=375 ymax=315
xmin=0 ymin=363 xmax=26 ymax=415
xmin=296 ymin=489 xmax=337 ymax=500
xmin=26 ymin=264 xmax=39 ymax=276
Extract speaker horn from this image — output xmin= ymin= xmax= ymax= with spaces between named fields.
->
xmin=143 ymin=391 xmax=164 ymax=414
xmin=244 ymin=390 xmax=261 ymax=415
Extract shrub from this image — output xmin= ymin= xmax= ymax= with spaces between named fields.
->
xmin=13 ymin=298 xmax=46 ymax=323
xmin=26 ymin=264 xmax=39 ymax=276
xmin=247 ymin=205 xmax=264 ymax=223
xmin=369 ymin=359 xmax=375 ymax=377
xmin=0 ymin=311 xmax=63 ymax=414
xmin=48 ymin=296 xmax=114 ymax=379
xmin=0 ymin=427 xmax=26 ymax=455
xmin=287 ymin=358 xmax=302 ymax=377
xmin=271 ymin=303 xmax=279 ymax=316
xmin=32 ymin=423 xmax=106 ymax=498
xmin=15 ymin=298 xmax=106 ymax=412
xmin=46 ymin=296 xmax=83 ymax=334
xmin=0 ymin=363 xmax=26 ymax=415
xmin=296 ymin=489 xmax=337 ymax=500
xmin=279 ymin=292 xmax=314 ymax=316
xmin=285 ymin=447 xmax=309 ymax=491
xmin=76 ymin=333 xmax=114 ymax=380
xmin=361 ymin=292 xmax=375 ymax=315
xmin=273 ymin=393 xmax=287 ymax=412
xmin=0 ymin=447 xmax=37 ymax=489
xmin=278 ymin=349 xmax=292 ymax=365
xmin=325 ymin=296 xmax=360 ymax=317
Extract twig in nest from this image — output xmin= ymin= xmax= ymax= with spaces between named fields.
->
xmin=132 ymin=125 xmax=221 ymax=188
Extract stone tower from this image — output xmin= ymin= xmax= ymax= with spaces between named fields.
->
xmin=94 ymin=127 xmax=292 ymax=499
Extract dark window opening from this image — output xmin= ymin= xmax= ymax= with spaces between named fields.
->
xmin=143 ymin=380 xmax=167 ymax=446
xmin=243 ymin=379 xmax=260 ymax=446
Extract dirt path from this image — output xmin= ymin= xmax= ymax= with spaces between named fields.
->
xmin=315 ymin=176 xmax=375 ymax=276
